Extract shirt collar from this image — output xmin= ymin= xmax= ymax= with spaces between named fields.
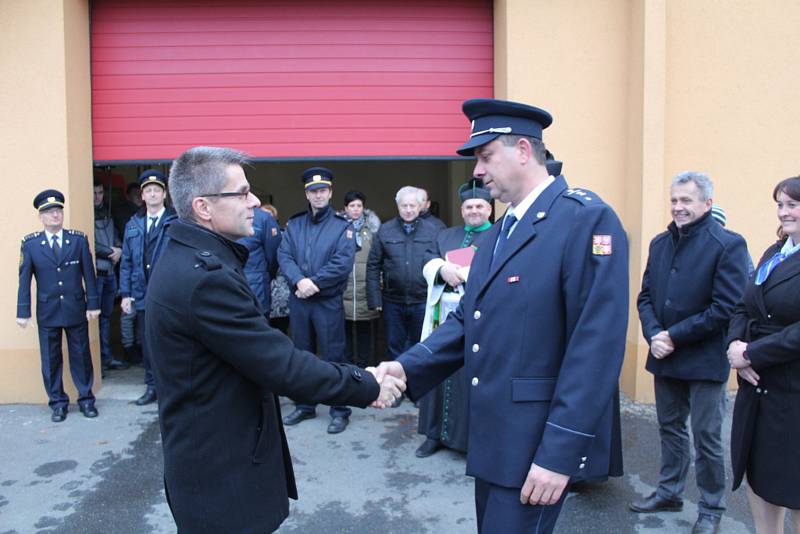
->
xmin=147 ymin=207 xmax=166 ymax=222
xmin=44 ymin=229 xmax=63 ymax=243
xmin=507 ymin=175 xmax=555 ymax=223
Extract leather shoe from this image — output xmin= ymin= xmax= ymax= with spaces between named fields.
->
xmin=628 ymin=492 xmax=683 ymax=513
xmin=135 ymin=388 xmax=157 ymax=406
xmin=79 ymin=403 xmax=98 ymax=418
xmin=415 ymin=438 xmax=441 ymax=458
xmin=327 ymin=416 xmax=349 ymax=434
xmin=51 ymin=406 xmax=67 ymax=423
xmin=283 ymin=409 xmax=315 ymax=426
xmin=102 ymin=359 xmax=130 ymax=371
xmin=691 ymin=513 xmax=721 ymax=534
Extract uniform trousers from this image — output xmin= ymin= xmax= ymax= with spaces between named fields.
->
xmin=289 ymin=295 xmax=350 ymax=418
xmin=654 ymin=376 xmax=726 ymax=517
xmin=475 ymin=478 xmax=567 ymax=534
xmin=96 ymin=272 xmax=117 ymax=364
xmin=37 ymin=322 xmax=95 ymax=409
xmin=135 ymin=310 xmax=156 ymax=388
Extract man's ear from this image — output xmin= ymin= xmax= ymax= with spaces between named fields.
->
xmin=515 ymin=137 xmax=533 ymax=165
xmin=191 ymin=197 xmax=212 ymax=222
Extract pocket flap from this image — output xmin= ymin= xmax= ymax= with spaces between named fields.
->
xmin=512 ymin=378 xmax=556 ymax=401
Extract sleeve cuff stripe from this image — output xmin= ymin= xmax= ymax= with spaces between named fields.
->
xmin=546 ymin=421 xmax=594 ymax=438
xmin=418 ymin=343 xmax=433 ymax=354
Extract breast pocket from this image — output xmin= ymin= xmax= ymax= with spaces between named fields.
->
xmin=511 ymin=377 xmax=557 ymax=402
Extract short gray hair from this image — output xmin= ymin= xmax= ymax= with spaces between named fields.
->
xmin=395 ymin=186 xmax=424 ymax=204
xmin=169 ymin=146 xmax=249 ymax=220
xmin=671 ymin=171 xmax=714 ymax=201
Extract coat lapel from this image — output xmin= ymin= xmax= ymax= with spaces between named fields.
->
xmin=475 ymin=177 xmax=566 ymax=300
xmin=762 ymin=250 xmax=800 ymax=296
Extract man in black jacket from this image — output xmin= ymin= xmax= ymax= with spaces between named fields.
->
xmin=631 ymin=171 xmax=749 ymax=534
xmin=146 ymin=146 xmax=403 ymax=534
xmin=366 ymin=186 xmax=442 ymax=359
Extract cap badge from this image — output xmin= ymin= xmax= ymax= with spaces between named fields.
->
xmin=312 ymin=175 xmax=322 ymax=182
xmin=47 ymin=197 xmax=55 ymax=203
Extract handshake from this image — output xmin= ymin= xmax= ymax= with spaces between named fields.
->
xmin=365 ymin=361 xmax=408 ymax=409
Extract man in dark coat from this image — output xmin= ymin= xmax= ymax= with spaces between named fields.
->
xmin=415 ymin=178 xmax=493 ymax=458
xmin=631 ymin=171 xmax=749 ymax=534
xmin=17 ymin=190 xmax=101 ymax=421
xmin=237 ymin=206 xmax=281 ymax=314
xmin=277 ymin=167 xmax=357 ymax=434
xmin=377 ymin=99 xmax=630 ymax=533
xmin=146 ymin=146 xmax=403 ymax=534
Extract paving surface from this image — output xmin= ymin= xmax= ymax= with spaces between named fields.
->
xmin=0 ymin=368 xmax=761 ymax=533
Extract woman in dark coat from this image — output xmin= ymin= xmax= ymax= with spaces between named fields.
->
xmin=727 ymin=176 xmax=800 ymax=533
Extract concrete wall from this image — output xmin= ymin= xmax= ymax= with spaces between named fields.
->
xmin=0 ymin=0 xmax=98 ymax=403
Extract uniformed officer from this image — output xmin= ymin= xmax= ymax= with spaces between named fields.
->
xmin=17 ymin=190 xmax=101 ymax=422
xmin=119 ymin=170 xmax=178 ymax=406
xmin=376 ymin=99 xmax=630 ymax=533
xmin=278 ymin=167 xmax=357 ymax=434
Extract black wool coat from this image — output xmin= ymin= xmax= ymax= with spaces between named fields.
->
xmin=638 ymin=212 xmax=749 ymax=382
xmin=146 ymin=220 xmax=379 ymax=534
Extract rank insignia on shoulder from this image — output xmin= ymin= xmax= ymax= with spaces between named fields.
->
xmin=592 ymin=235 xmax=613 ymax=255
xmin=346 ymin=229 xmax=353 ymax=239
xmin=271 ymin=227 xmax=278 ymax=237
xmin=507 ymin=275 xmax=520 ymax=283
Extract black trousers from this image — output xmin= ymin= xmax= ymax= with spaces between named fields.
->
xmin=475 ymin=478 xmax=567 ymax=534
xmin=37 ymin=322 xmax=95 ymax=409
xmin=136 ymin=310 xmax=155 ymax=388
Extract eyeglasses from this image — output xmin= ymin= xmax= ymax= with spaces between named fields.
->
xmin=200 ymin=190 xmax=250 ymax=201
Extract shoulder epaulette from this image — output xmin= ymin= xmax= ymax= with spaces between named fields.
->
xmin=194 ymin=250 xmax=222 ymax=271
xmin=563 ymin=188 xmax=602 ymax=206
xmin=66 ymin=229 xmax=86 ymax=237
xmin=334 ymin=212 xmax=349 ymax=222
xmin=22 ymin=231 xmax=41 ymax=242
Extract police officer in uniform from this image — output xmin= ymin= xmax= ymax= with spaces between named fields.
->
xmin=17 ymin=190 xmax=101 ymax=422
xmin=120 ymin=170 xmax=178 ymax=405
xmin=278 ymin=167 xmax=357 ymax=434
xmin=376 ymin=99 xmax=629 ymax=533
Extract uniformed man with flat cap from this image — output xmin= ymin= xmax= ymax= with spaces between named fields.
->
xmin=17 ymin=190 xmax=101 ymax=422
xmin=376 ymin=99 xmax=629 ymax=533
xmin=415 ymin=178 xmax=494 ymax=458
xmin=119 ymin=170 xmax=177 ymax=406
xmin=278 ymin=167 xmax=357 ymax=434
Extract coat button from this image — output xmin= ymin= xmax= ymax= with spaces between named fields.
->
xmin=472 ymin=344 xmax=479 ymax=353
xmin=59 ymin=295 xmax=64 ymax=300
xmin=581 ymin=456 xmax=587 ymax=461
xmin=473 ymin=310 xmax=481 ymax=320
xmin=57 ymin=268 xmax=61 ymax=272
xmin=767 ymin=314 xmax=772 ymax=319
xmin=471 ymin=377 xmax=479 ymax=386
xmin=665 ymin=299 xmax=672 ymax=306
xmin=58 ymin=281 xmax=63 ymax=286
xmin=756 ymin=388 xmax=762 ymax=393
xmin=579 ymin=463 xmax=586 ymax=469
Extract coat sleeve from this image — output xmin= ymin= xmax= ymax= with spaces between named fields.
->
xmin=636 ymin=243 xmax=662 ymax=343
xmin=119 ymin=225 xmax=134 ymax=298
xmin=17 ymin=241 xmax=33 ymax=319
xmin=365 ymin=231 xmax=384 ymax=309
xmin=277 ymin=221 xmax=305 ymax=287
xmin=533 ymin=203 xmax=629 ymax=477
xmin=666 ymin=237 xmax=749 ymax=347
xmin=80 ymin=236 xmax=100 ymax=310
xmin=745 ymin=320 xmax=800 ymax=369
xmin=190 ymin=270 xmax=380 ymax=406
xmin=309 ymin=223 xmax=355 ymax=290
xmin=263 ymin=214 xmax=281 ymax=280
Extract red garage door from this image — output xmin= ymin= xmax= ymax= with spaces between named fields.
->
xmin=90 ymin=0 xmax=493 ymax=163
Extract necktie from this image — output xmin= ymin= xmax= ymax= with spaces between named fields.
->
xmin=491 ymin=213 xmax=517 ymax=267
xmin=754 ymin=251 xmax=785 ymax=285
xmin=148 ymin=216 xmax=159 ymax=239
xmin=51 ymin=235 xmax=61 ymax=260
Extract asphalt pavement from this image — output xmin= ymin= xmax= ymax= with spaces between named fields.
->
xmin=0 ymin=367 xmax=761 ymax=533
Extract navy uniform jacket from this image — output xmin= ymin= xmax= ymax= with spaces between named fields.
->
xmin=397 ymin=175 xmax=629 ymax=487
xmin=18 ymin=229 xmax=99 ymax=327
xmin=638 ymin=212 xmax=749 ymax=382
xmin=277 ymin=205 xmax=355 ymax=298
xmin=146 ymin=220 xmax=378 ymax=533
xmin=237 ymin=208 xmax=281 ymax=312
xmin=119 ymin=208 xmax=178 ymax=311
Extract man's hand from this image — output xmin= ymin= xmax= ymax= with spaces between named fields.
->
xmin=439 ymin=262 xmax=466 ymax=288
xmin=366 ymin=367 xmax=407 ymax=408
xmin=520 ymin=463 xmax=570 ymax=506
xmin=650 ymin=330 xmax=675 ymax=359
xmin=86 ymin=309 xmax=101 ymax=321
xmin=295 ymin=278 xmax=320 ymax=299
xmin=16 ymin=317 xmax=31 ymax=328
xmin=121 ymin=297 xmax=134 ymax=315
xmin=727 ymin=340 xmax=750 ymax=369
xmin=374 ymin=360 xmax=407 ymax=384
xmin=109 ymin=246 xmax=122 ymax=264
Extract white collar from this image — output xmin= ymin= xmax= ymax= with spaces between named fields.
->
xmin=147 ymin=207 xmax=165 ymax=221
xmin=504 ymin=176 xmax=555 ymax=232
xmin=44 ymin=228 xmax=64 ymax=244
xmin=780 ymin=236 xmax=800 ymax=257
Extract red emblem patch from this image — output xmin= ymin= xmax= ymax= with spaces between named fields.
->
xmin=592 ymin=235 xmax=613 ymax=255
xmin=346 ymin=229 xmax=353 ymax=239
xmin=271 ymin=227 xmax=278 ymax=237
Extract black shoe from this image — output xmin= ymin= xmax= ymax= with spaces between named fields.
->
xmin=135 ymin=388 xmax=157 ymax=406
xmin=327 ymin=416 xmax=349 ymax=434
xmin=415 ymin=438 xmax=441 ymax=458
xmin=283 ymin=409 xmax=315 ymax=426
xmin=103 ymin=359 xmax=130 ymax=371
xmin=628 ymin=492 xmax=683 ymax=513
xmin=51 ymin=406 xmax=67 ymax=423
xmin=79 ymin=403 xmax=98 ymax=418
xmin=692 ymin=514 xmax=721 ymax=534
